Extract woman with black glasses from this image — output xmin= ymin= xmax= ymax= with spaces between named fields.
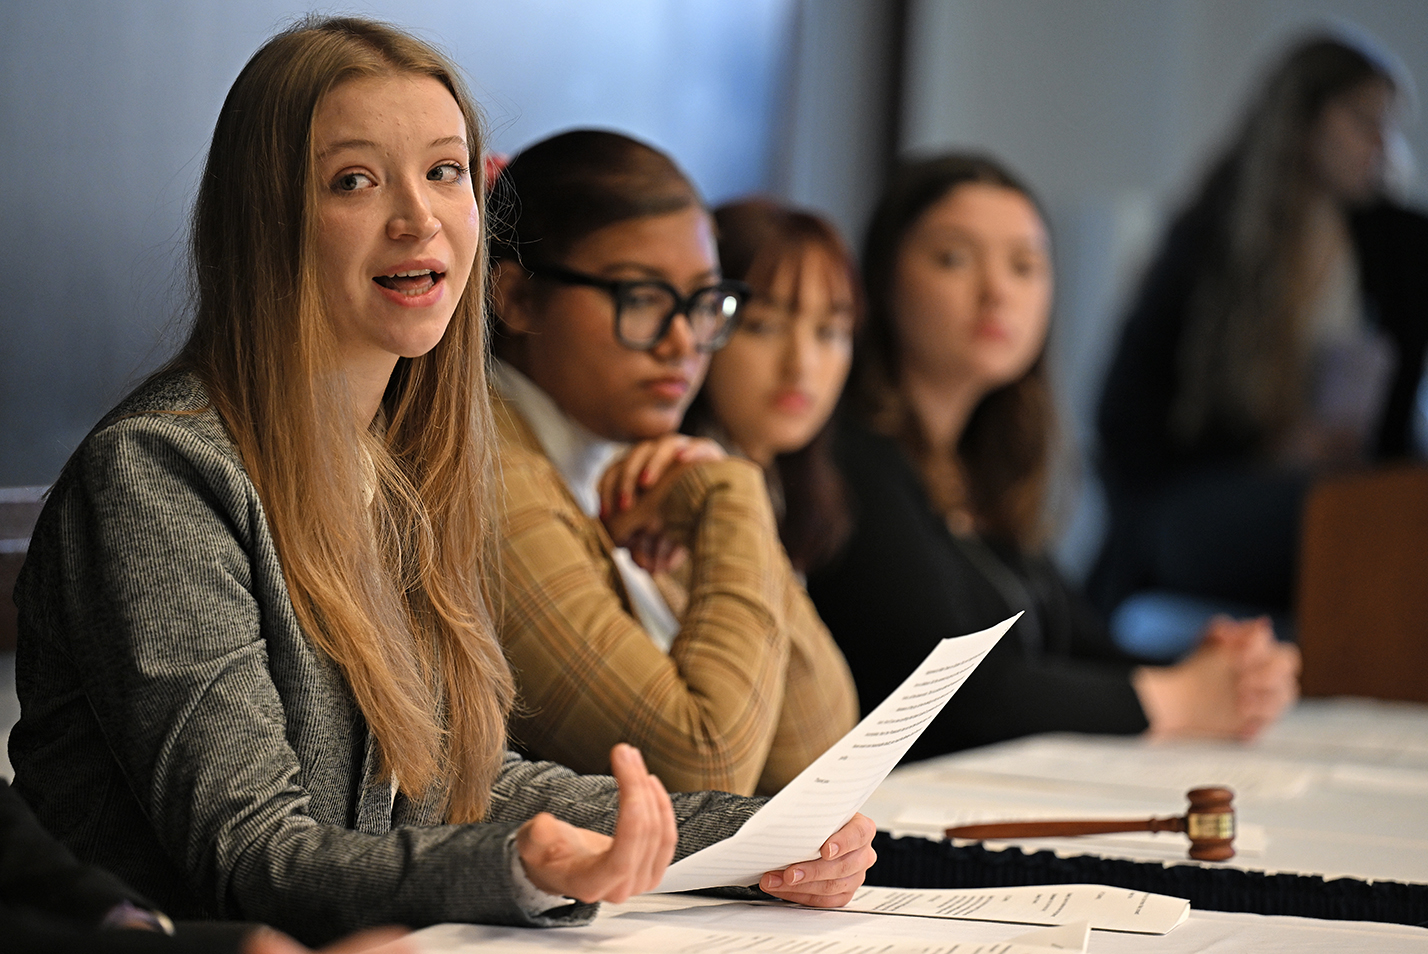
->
xmin=488 ymin=130 xmax=858 ymax=802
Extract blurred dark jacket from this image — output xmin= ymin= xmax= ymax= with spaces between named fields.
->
xmin=808 ymin=420 xmax=1148 ymax=759
xmin=1 ymin=779 xmax=252 ymax=953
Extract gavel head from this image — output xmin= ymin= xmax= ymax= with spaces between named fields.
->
xmin=1184 ymin=787 xmax=1235 ymax=861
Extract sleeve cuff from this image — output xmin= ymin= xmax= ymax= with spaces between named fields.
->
xmin=509 ymin=844 xmax=577 ymax=916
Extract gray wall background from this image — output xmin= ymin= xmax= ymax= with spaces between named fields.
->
xmin=0 ymin=0 xmax=816 ymax=486
xmin=2 ymin=0 xmax=1424 ymax=576
xmin=900 ymin=0 xmax=1428 ymax=576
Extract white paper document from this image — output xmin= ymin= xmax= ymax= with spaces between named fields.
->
xmin=605 ymin=919 xmax=1089 ymax=954
xmin=836 ymin=884 xmax=1190 ymax=935
xmin=655 ymin=616 xmax=1016 ymax=893
xmin=935 ymin=735 xmax=1316 ymax=800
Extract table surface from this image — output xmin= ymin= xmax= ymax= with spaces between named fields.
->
xmin=408 ymin=699 xmax=1428 ymax=953
xmin=411 ymin=891 xmax=1428 ymax=953
xmin=860 ymin=697 xmax=1428 ymax=885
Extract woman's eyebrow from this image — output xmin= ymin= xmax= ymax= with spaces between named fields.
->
xmin=429 ymin=135 xmax=468 ymax=152
xmin=317 ymin=135 xmax=467 ymax=159
xmin=599 ymin=262 xmax=721 ymax=284
xmin=317 ymin=138 xmax=379 ymax=159
xmin=917 ymin=225 xmax=977 ymax=243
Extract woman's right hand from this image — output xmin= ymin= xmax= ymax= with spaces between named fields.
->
xmin=1133 ymin=615 xmax=1300 ymax=740
xmin=515 ymin=744 xmax=678 ymax=904
xmin=598 ymin=436 xmax=725 ymax=572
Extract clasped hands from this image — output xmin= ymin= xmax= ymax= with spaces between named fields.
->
xmin=1136 ymin=614 xmax=1301 ymax=741
xmin=517 ymin=743 xmax=876 ymax=907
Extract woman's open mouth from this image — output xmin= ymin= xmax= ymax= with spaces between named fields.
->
xmin=374 ymin=269 xmax=444 ymax=296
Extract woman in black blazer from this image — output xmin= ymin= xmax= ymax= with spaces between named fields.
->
xmin=804 ymin=154 xmax=1300 ymax=758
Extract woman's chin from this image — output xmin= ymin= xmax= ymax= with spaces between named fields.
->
xmin=619 ymin=409 xmax=685 ymax=442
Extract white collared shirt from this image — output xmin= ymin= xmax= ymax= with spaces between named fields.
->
xmin=492 ymin=360 xmax=680 ymax=651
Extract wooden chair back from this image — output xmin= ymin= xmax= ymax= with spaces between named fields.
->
xmin=1297 ymin=465 xmax=1428 ymax=703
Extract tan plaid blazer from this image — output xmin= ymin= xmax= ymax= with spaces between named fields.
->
xmin=494 ymin=393 xmax=858 ymax=796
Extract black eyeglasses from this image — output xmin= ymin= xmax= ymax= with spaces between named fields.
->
xmin=527 ymin=263 xmax=749 ymax=353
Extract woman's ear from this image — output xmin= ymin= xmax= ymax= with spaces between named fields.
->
xmin=490 ymin=260 xmax=537 ymax=335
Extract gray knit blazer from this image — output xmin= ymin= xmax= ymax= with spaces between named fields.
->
xmin=9 ymin=373 xmax=760 ymax=944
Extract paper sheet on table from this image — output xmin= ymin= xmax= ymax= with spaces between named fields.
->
xmin=655 ymin=616 xmax=1016 ymax=893
xmin=891 ymin=804 xmax=1268 ymax=856
xmin=1329 ymin=762 xmax=1428 ymax=795
xmin=931 ymin=735 xmax=1316 ymax=800
xmin=606 ymin=919 xmax=1088 ymax=953
xmin=836 ymin=884 xmax=1190 ymax=935
xmin=1013 ymin=921 xmax=1090 ymax=950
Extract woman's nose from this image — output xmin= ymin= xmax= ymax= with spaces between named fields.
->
xmin=782 ymin=327 xmax=811 ymax=380
xmin=387 ymin=180 xmax=440 ymax=241
xmin=981 ymin=261 xmax=1011 ymax=306
xmin=651 ymin=311 xmax=697 ymax=360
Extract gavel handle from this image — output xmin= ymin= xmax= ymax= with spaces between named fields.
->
xmin=945 ymin=815 xmax=1187 ymax=840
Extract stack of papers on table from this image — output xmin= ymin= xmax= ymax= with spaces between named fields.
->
xmin=413 ymin=887 xmax=1194 ymax=953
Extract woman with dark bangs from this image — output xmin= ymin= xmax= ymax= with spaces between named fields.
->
xmin=682 ymin=198 xmax=861 ymax=577
xmin=9 ymin=19 xmax=872 ymax=949
xmin=806 ymin=154 xmax=1300 ymax=756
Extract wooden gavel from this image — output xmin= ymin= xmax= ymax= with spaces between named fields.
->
xmin=943 ymin=786 xmax=1236 ymax=861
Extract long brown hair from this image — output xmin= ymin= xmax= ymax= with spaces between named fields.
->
xmin=175 ymin=16 xmax=512 ymax=823
xmin=684 ymin=197 xmax=861 ymax=572
xmin=1172 ymin=35 xmax=1397 ymax=450
xmin=856 ymin=153 xmax=1054 ymax=550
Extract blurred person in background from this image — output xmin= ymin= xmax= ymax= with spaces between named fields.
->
xmin=681 ymin=197 xmax=861 ymax=578
xmin=2 ymin=779 xmax=410 ymax=954
xmin=805 ymin=154 xmax=1300 ymax=757
xmin=1093 ymin=34 xmax=1428 ymax=659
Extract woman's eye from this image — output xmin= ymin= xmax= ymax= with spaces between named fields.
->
xmin=428 ymin=162 xmax=467 ymax=183
xmin=1011 ymin=254 xmax=1045 ymax=278
xmin=622 ymin=288 xmax=668 ymax=312
xmin=741 ymin=308 xmax=790 ymax=336
xmin=933 ymin=249 xmax=968 ymax=268
xmin=332 ymin=171 xmax=374 ymax=193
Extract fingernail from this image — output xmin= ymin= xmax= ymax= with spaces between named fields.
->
xmin=827 ymin=843 xmax=840 ymax=858
xmin=789 ymin=869 xmax=805 ymax=884
xmin=764 ymin=873 xmax=783 ymax=889
xmin=622 ymin=491 xmax=632 ymax=509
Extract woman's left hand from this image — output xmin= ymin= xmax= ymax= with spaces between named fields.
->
xmin=599 ymin=435 xmax=726 ymax=516
xmin=758 ymin=813 xmax=877 ymax=907
xmin=598 ymin=436 xmax=725 ymax=573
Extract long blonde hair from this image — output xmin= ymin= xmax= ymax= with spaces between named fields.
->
xmin=176 ymin=17 xmax=512 ymax=823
